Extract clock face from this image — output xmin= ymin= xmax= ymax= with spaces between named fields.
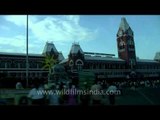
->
xmin=119 ymin=39 xmax=125 ymax=46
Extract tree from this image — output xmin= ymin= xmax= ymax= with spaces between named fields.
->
xmin=42 ymin=55 xmax=57 ymax=81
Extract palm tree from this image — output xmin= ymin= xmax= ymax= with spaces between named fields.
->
xmin=42 ymin=55 xmax=57 ymax=81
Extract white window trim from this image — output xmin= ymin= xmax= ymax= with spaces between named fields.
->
xmin=69 ymin=60 xmax=74 ymax=66
xmin=75 ymin=59 xmax=84 ymax=65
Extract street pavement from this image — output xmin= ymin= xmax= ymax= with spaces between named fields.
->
xmin=102 ymin=87 xmax=160 ymax=105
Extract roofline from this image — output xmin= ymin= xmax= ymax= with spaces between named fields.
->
xmin=0 ymin=52 xmax=44 ymax=57
xmin=84 ymin=52 xmax=115 ymax=56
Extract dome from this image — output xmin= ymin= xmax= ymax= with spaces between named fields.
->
xmin=51 ymin=64 xmax=65 ymax=74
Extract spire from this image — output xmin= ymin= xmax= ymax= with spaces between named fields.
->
xmin=42 ymin=42 xmax=58 ymax=55
xmin=120 ymin=17 xmax=130 ymax=31
xmin=58 ymin=52 xmax=65 ymax=61
xmin=154 ymin=52 xmax=160 ymax=61
xmin=117 ymin=17 xmax=133 ymax=37
xmin=70 ymin=43 xmax=83 ymax=54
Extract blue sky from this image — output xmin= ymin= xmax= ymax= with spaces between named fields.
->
xmin=0 ymin=15 xmax=160 ymax=59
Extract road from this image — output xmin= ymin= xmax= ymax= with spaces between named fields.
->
xmin=102 ymin=87 xmax=160 ymax=105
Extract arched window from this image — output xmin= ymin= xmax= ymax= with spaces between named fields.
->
xmin=0 ymin=61 xmax=6 ymax=68
xmin=20 ymin=61 xmax=26 ymax=68
xmin=99 ymin=63 xmax=103 ymax=69
xmin=69 ymin=60 xmax=74 ymax=66
xmin=7 ymin=61 xmax=12 ymax=68
xmin=90 ymin=63 xmax=93 ymax=69
xmin=11 ymin=61 xmax=15 ymax=68
xmin=93 ymin=63 xmax=96 ymax=69
xmin=29 ymin=61 xmax=37 ymax=68
xmin=75 ymin=59 xmax=84 ymax=71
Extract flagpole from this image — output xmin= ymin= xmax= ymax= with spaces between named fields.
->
xmin=26 ymin=15 xmax=29 ymax=88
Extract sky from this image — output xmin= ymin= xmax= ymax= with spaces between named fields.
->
xmin=0 ymin=15 xmax=160 ymax=59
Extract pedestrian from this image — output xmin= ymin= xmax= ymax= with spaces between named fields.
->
xmin=48 ymin=84 xmax=60 ymax=105
xmin=16 ymin=82 xmax=23 ymax=89
xmin=80 ymin=82 xmax=90 ymax=106
xmin=90 ymin=80 xmax=102 ymax=105
xmin=68 ymin=84 xmax=78 ymax=105
xmin=27 ymin=81 xmax=45 ymax=105
xmin=107 ymin=82 xmax=117 ymax=105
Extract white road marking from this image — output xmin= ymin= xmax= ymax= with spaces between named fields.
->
xmin=137 ymin=90 xmax=154 ymax=105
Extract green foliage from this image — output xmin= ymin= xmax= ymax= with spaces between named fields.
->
xmin=42 ymin=55 xmax=57 ymax=73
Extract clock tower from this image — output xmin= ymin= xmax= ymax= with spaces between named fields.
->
xmin=117 ymin=17 xmax=136 ymax=69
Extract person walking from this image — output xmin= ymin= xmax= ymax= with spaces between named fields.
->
xmin=68 ymin=84 xmax=78 ymax=105
xmin=80 ymin=82 xmax=90 ymax=106
xmin=48 ymin=84 xmax=60 ymax=105
xmin=91 ymin=80 xmax=102 ymax=105
xmin=27 ymin=81 xmax=45 ymax=105
xmin=107 ymin=82 xmax=117 ymax=105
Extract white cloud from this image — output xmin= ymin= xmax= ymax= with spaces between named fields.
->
xmin=1 ymin=26 xmax=10 ymax=31
xmin=0 ymin=35 xmax=26 ymax=52
xmin=0 ymin=35 xmax=25 ymax=47
xmin=29 ymin=15 xmax=98 ymax=42
xmin=4 ymin=15 xmax=26 ymax=27
xmin=0 ymin=35 xmax=46 ymax=54
xmin=65 ymin=15 xmax=80 ymax=25
xmin=2 ymin=15 xmax=98 ymax=56
xmin=4 ymin=15 xmax=98 ymax=43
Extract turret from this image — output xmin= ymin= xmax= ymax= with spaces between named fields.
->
xmin=68 ymin=42 xmax=84 ymax=71
xmin=117 ymin=17 xmax=136 ymax=69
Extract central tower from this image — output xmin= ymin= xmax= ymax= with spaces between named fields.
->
xmin=117 ymin=17 xmax=136 ymax=69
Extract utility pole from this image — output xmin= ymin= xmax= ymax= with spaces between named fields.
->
xmin=26 ymin=15 xmax=29 ymax=88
